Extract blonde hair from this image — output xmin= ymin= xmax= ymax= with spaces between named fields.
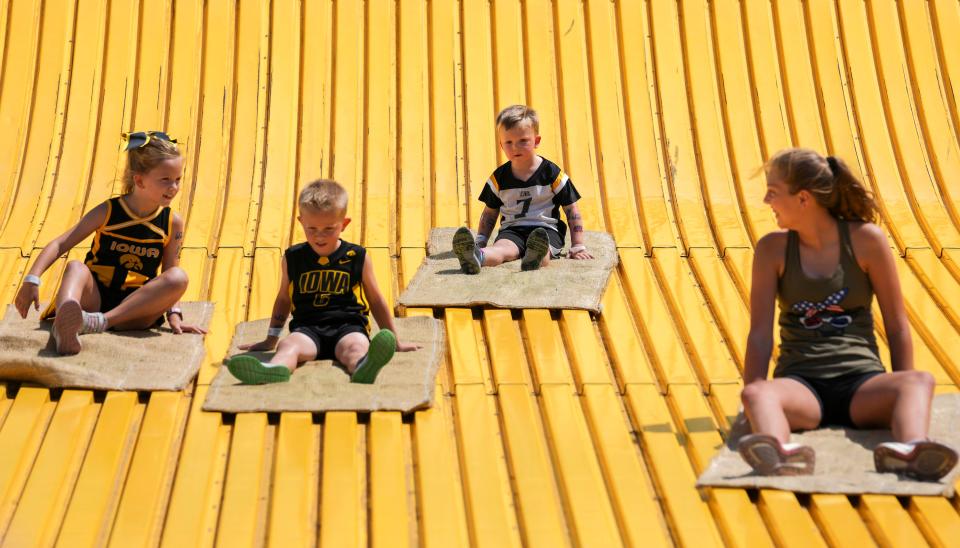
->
xmin=765 ymin=148 xmax=877 ymax=223
xmin=496 ymin=104 xmax=539 ymax=133
xmin=299 ymin=179 xmax=348 ymax=215
xmin=121 ymin=138 xmax=181 ymax=195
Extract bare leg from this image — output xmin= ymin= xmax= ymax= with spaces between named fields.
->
xmin=268 ymin=332 xmax=320 ymax=372
xmin=740 ymin=378 xmax=822 ymax=443
xmin=55 ymin=260 xmax=102 ymax=312
xmin=480 ymin=239 xmax=521 ymax=266
xmin=335 ymin=332 xmax=370 ymax=373
xmin=849 ymin=371 xmax=934 ymax=442
xmin=106 ymin=267 xmax=189 ymax=330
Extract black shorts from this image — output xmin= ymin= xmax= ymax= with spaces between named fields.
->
xmin=292 ymin=323 xmax=369 ymax=360
xmin=495 ymin=225 xmax=563 ymax=258
xmin=784 ymin=370 xmax=884 ymax=427
xmin=95 ymin=281 xmax=165 ymax=327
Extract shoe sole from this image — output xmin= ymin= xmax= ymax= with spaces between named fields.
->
xmin=521 ymin=228 xmax=549 ymax=271
xmin=453 ymin=227 xmax=481 ymax=274
xmin=226 ymin=355 xmax=291 ymax=384
xmin=875 ymin=441 xmax=959 ymax=481
xmin=738 ymin=434 xmax=815 ymax=476
xmin=351 ymin=329 xmax=397 ymax=384
xmin=53 ymin=300 xmax=83 ymax=355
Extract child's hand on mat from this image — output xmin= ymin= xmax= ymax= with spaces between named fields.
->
xmin=397 ymin=340 xmax=422 ymax=352
xmin=172 ymin=321 xmax=208 ymax=335
xmin=14 ymin=283 xmax=40 ymax=318
xmin=569 ymin=248 xmax=593 ymax=260
xmin=239 ymin=338 xmax=278 ymax=351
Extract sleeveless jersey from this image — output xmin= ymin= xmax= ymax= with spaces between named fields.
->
xmin=85 ymin=197 xmax=172 ymax=292
xmin=775 ymin=221 xmax=884 ymax=379
xmin=478 ymin=157 xmax=581 ymax=241
xmin=285 ymin=240 xmax=369 ymax=330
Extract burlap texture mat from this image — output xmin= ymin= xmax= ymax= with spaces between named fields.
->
xmin=202 ymin=316 xmax=444 ymax=413
xmin=397 ymin=228 xmax=618 ymax=312
xmin=0 ymin=302 xmax=213 ymax=391
xmin=696 ymin=394 xmax=960 ymax=496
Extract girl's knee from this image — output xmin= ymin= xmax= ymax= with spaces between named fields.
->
xmin=741 ymin=382 xmax=771 ymax=408
xmin=903 ymin=370 xmax=935 ymax=393
xmin=161 ymin=267 xmax=189 ymax=290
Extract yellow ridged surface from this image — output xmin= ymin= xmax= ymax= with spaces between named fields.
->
xmin=0 ymin=1 xmax=959 ymax=546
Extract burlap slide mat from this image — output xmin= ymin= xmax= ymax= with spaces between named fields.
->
xmin=202 ymin=316 xmax=444 ymax=413
xmin=0 ymin=302 xmax=213 ymax=391
xmin=696 ymin=394 xmax=960 ymax=496
xmin=397 ymin=228 xmax=618 ymax=313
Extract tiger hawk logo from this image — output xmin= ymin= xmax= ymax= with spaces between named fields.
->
xmin=119 ymin=253 xmax=144 ymax=271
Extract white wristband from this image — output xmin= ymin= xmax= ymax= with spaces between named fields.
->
xmin=267 ymin=327 xmax=283 ymax=338
xmin=569 ymin=244 xmax=587 ymax=254
xmin=24 ymin=274 xmax=41 ymax=287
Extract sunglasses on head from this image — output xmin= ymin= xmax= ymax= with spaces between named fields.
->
xmin=122 ymin=131 xmax=177 ymax=151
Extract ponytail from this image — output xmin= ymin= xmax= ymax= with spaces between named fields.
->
xmin=825 ymin=155 xmax=877 ymax=223
xmin=765 ymin=148 xmax=877 ymax=223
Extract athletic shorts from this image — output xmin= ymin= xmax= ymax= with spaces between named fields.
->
xmin=495 ymin=225 xmax=563 ymax=258
xmin=291 ymin=322 xmax=369 ymax=360
xmin=94 ymin=280 xmax=165 ymax=327
xmin=784 ymin=370 xmax=884 ymax=427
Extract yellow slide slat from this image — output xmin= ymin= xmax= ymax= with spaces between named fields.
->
xmin=460 ymin=0 xmax=497 ymax=229
xmin=496 ymin=385 xmax=571 ymax=547
xmin=492 ymin=0 xmax=524 ymax=107
xmin=613 ymin=0 xmax=676 ymax=250
xmin=319 ymin=412 xmax=366 ymax=547
xmin=559 ymin=310 xmax=617 ymax=388
xmin=453 ymin=384 xmax=522 ymax=548
xmin=624 ymin=384 xmax=724 ymax=547
xmin=369 ymin=412 xmax=414 ymax=548
xmin=0 ymin=388 xmax=55 ymax=538
xmin=679 ymin=0 xmax=751 ymax=251
xmin=523 ymin=0 xmax=563 ymax=166
xmin=580 ymin=384 xmax=672 ymax=548
xmin=201 ymin=249 xmax=253 ymax=384
xmin=412 ymin=387 xmax=470 ymax=548
xmin=398 ymin=0 xmax=430 ymax=248
xmin=597 ymin=273 xmax=658 ymax=387
xmin=215 ymin=412 xmax=270 ymax=548
xmin=56 ymin=392 xmax=141 ymax=548
xmin=553 ymin=0 xmax=603 ymax=231
xmin=860 ymin=495 xmax=929 ymax=546
xmin=740 ymin=0 xmax=792 ymax=155
xmin=4 ymin=391 xmax=98 ymax=548
xmin=444 ymin=308 xmax=492 ymax=390
xmin=109 ymin=392 xmax=189 ymax=547
xmin=267 ymin=412 xmax=319 ymax=547
xmin=772 ymin=1 xmax=827 ymax=149
xmin=482 ymin=309 xmax=534 ymax=387
xmin=160 ymin=388 xmax=230 ymax=548
xmin=522 ymin=309 xmax=576 ymax=389
xmin=583 ymin=0 xmax=645 ymax=249
xmin=910 ymin=496 xmax=960 ymax=547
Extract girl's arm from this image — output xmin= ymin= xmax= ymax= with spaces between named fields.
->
xmin=361 ymin=255 xmax=421 ymax=352
xmin=743 ymin=233 xmax=783 ymax=385
xmin=562 ymin=202 xmax=592 ymax=259
xmin=160 ymin=214 xmax=206 ymax=334
xmin=856 ymin=223 xmax=914 ymax=371
xmin=239 ymin=256 xmax=292 ymax=351
xmin=476 ymin=206 xmax=499 ymax=247
xmin=14 ymin=203 xmax=108 ymax=317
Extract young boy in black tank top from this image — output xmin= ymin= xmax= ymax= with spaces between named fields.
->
xmin=226 ymin=179 xmax=421 ymax=384
xmin=738 ymin=149 xmax=956 ymax=481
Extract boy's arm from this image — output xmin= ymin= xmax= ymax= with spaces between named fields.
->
xmin=361 ymin=255 xmax=421 ymax=352
xmin=239 ymin=256 xmax=292 ymax=351
xmin=475 ymin=206 xmax=499 ymax=247
xmin=562 ymin=203 xmax=593 ymax=259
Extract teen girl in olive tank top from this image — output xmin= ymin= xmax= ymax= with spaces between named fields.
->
xmin=737 ymin=148 xmax=956 ymax=481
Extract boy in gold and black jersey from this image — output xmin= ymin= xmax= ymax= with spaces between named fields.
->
xmin=226 ymin=179 xmax=420 ymax=384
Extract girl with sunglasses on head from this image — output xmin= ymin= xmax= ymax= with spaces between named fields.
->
xmin=14 ymin=131 xmax=207 ymax=355
xmin=737 ymin=148 xmax=957 ymax=480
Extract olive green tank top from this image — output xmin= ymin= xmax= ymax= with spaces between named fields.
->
xmin=774 ymin=221 xmax=884 ymax=379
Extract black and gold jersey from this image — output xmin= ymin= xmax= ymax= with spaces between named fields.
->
xmin=84 ymin=197 xmax=172 ymax=292
xmin=286 ymin=240 xmax=369 ymax=330
xmin=478 ymin=157 xmax=581 ymax=241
